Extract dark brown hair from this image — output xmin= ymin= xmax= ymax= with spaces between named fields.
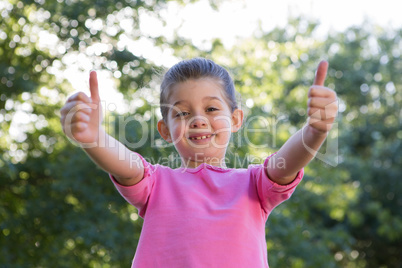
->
xmin=160 ymin=57 xmax=238 ymax=121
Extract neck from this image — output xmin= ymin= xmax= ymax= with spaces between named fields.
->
xmin=180 ymin=156 xmax=227 ymax=169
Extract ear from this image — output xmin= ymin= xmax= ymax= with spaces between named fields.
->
xmin=231 ymin=109 xmax=244 ymax=133
xmin=157 ymin=119 xmax=172 ymax=143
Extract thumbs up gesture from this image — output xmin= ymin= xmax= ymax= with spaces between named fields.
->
xmin=307 ymin=61 xmax=338 ymax=134
xmin=60 ymin=71 xmax=103 ymax=144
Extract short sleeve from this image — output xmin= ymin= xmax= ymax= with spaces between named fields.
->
xmin=109 ymin=153 xmax=156 ymax=218
xmin=252 ymin=153 xmax=303 ymax=218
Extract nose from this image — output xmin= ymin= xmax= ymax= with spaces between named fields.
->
xmin=190 ymin=116 xmax=208 ymax=128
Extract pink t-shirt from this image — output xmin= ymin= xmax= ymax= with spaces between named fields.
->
xmin=110 ymin=154 xmax=303 ymax=268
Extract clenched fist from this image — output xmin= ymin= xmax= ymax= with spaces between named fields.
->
xmin=307 ymin=61 xmax=338 ymax=134
xmin=60 ymin=71 xmax=103 ymax=144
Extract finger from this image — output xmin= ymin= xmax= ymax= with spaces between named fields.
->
xmin=308 ymin=86 xmax=336 ymax=98
xmin=308 ymin=97 xmax=337 ymax=109
xmin=72 ymin=122 xmax=88 ymax=132
xmin=313 ymin=60 xmax=328 ymax=86
xmin=67 ymin=92 xmax=91 ymax=103
xmin=308 ymin=117 xmax=335 ymax=133
xmin=89 ymin=71 xmax=100 ymax=103
xmin=71 ymin=111 xmax=90 ymax=123
xmin=61 ymin=109 xmax=90 ymax=132
xmin=61 ymin=101 xmax=92 ymax=116
xmin=308 ymin=106 xmax=337 ymax=120
xmin=307 ymin=107 xmax=324 ymax=120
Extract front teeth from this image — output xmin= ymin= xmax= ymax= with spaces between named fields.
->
xmin=190 ymin=134 xmax=212 ymax=140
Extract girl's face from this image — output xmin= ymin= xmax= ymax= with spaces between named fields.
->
xmin=157 ymin=78 xmax=243 ymax=168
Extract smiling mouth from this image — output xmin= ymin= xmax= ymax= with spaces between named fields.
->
xmin=188 ymin=134 xmax=214 ymax=140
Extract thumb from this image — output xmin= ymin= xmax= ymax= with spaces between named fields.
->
xmin=89 ymin=70 xmax=100 ymax=102
xmin=313 ymin=60 xmax=329 ymax=86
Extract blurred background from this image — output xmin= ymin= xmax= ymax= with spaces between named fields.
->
xmin=0 ymin=0 xmax=401 ymax=267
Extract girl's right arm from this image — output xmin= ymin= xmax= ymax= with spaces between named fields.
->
xmin=60 ymin=71 xmax=144 ymax=186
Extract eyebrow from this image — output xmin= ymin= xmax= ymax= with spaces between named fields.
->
xmin=203 ymin=96 xmax=224 ymax=103
xmin=172 ymin=100 xmax=188 ymax=107
xmin=172 ymin=96 xmax=223 ymax=107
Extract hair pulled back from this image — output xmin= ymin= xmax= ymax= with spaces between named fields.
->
xmin=160 ymin=57 xmax=238 ymax=121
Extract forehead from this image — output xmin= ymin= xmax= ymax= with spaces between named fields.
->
xmin=168 ymin=78 xmax=226 ymax=104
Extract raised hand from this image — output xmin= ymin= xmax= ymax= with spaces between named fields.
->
xmin=307 ymin=61 xmax=338 ymax=134
xmin=60 ymin=71 xmax=103 ymax=144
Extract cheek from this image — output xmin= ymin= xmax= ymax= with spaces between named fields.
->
xmin=213 ymin=115 xmax=232 ymax=132
xmin=170 ymin=120 xmax=187 ymax=139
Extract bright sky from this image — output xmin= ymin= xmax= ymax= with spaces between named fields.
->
xmin=87 ymin=0 xmax=401 ymax=111
xmin=165 ymin=0 xmax=401 ymax=48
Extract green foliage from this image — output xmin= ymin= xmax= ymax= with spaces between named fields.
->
xmin=0 ymin=0 xmax=401 ymax=267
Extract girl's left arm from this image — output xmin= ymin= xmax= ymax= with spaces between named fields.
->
xmin=266 ymin=61 xmax=338 ymax=185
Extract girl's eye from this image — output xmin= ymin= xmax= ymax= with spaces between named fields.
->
xmin=175 ymin=112 xmax=189 ymax=117
xmin=206 ymin=107 xmax=218 ymax=112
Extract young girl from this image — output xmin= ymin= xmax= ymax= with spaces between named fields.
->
xmin=60 ymin=58 xmax=338 ymax=267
